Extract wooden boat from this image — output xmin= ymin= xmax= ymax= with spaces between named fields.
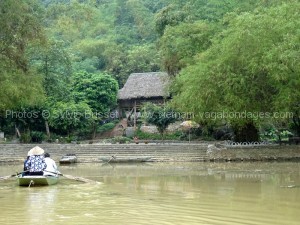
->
xmin=99 ymin=156 xmax=152 ymax=163
xmin=17 ymin=174 xmax=59 ymax=186
xmin=59 ymin=154 xmax=77 ymax=164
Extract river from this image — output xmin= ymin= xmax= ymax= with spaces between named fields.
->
xmin=0 ymin=162 xmax=300 ymax=225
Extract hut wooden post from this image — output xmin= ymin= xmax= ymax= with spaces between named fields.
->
xmin=134 ymin=100 xmax=137 ymax=130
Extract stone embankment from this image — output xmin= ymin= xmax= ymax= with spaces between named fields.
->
xmin=0 ymin=143 xmax=209 ymax=163
xmin=207 ymin=144 xmax=300 ymax=162
xmin=0 ymin=143 xmax=299 ymax=163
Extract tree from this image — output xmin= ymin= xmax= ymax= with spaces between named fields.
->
xmin=125 ymin=44 xmax=161 ymax=78
xmin=48 ymin=101 xmax=94 ymax=136
xmin=155 ymin=4 xmax=186 ymax=36
xmin=71 ymin=71 xmax=119 ymax=138
xmin=126 ymin=0 xmax=158 ymax=42
xmin=0 ymin=0 xmax=46 ymax=111
xmin=71 ymin=71 xmax=119 ymax=115
xmin=171 ymin=2 xmax=300 ymax=141
xmin=0 ymin=0 xmax=45 ymax=72
xmin=30 ymin=40 xmax=72 ymax=102
xmin=159 ymin=21 xmax=217 ymax=76
xmin=142 ymin=103 xmax=177 ymax=139
xmin=154 ymin=0 xmax=265 ymax=36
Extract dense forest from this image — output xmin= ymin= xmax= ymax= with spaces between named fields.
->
xmin=0 ymin=0 xmax=299 ymax=142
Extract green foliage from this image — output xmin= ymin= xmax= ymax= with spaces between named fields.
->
xmin=30 ymin=40 xmax=72 ymax=102
xmin=155 ymin=0 xmax=265 ymax=35
xmin=97 ymin=121 xmax=119 ymax=133
xmin=16 ymin=106 xmax=46 ymax=131
xmin=110 ymin=136 xmax=132 ymax=144
xmin=43 ymin=0 xmax=164 ymax=86
xmin=0 ymin=0 xmax=46 ymax=110
xmin=71 ymin=71 xmax=119 ymax=115
xmin=159 ymin=21 xmax=217 ymax=75
xmin=124 ymin=0 xmax=158 ymax=41
xmin=280 ymin=130 xmax=294 ymax=139
xmin=126 ymin=44 xmax=161 ymax=75
xmin=0 ymin=69 xmax=45 ymax=111
xmin=0 ymin=0 xmax=45 ymax=72
xmin=44 ymin=0 xmax=103 ymax=42
xmin=260 ymin=127 xmax=294 ymax=142
xmin=171 ymin=2 xmax=300 ymax=141
xmin=48 ymin=101 xmax=94 ymax=135
xmin=103 ymin=43 xmax=161 ymax=85
xmin=155 ymin=4 xmax=186 ymax=36
xmin=30 ymin=131 xmax=46 ymax=143
xmin=20 ymin=131 xmax=32 ymax=144
xmin=135 ymin=129 xmax=182 ymax=140
xmin=142 ymin=103 xmax=177 ymax=138
xmin=1 ymin=0 xmax=299 ymax=142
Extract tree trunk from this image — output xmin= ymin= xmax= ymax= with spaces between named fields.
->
xmin=134 ymin=100 xmax=137 ymax=130
xmin=45 ymin=121 xmax=50 ymax=139
xmin=15 ymin=125 xmax=21 ymax=138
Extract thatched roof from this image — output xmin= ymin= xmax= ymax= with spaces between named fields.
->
xmin=118 ymin=72 xmax=169 ymax=100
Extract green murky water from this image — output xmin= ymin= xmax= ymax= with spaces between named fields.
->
xmin=1 ymin=162 xmax=300 ymax=225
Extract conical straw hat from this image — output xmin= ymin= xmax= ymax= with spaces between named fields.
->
xmin=28 ymin=146 xmax=45 ymax=156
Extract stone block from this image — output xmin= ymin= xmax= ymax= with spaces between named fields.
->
xmin=125 ymin=127 xmax=135 ymax=137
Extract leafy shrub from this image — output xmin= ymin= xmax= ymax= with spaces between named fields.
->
xmin=66 ymin=136 xmax=78 ymax=143
xmin=31 ymin=131 xmax=45 ymax=143
xmin=135 ymin=129 xmax=182 ymax=140
xmin=260 ymin=127 xmax=294 ymax=142
xmin=20 ymin=132 xmax=31 ymax=143
xmin=97 ymin=122 xmax=116 ymax=133
xmin=106 ymin=136 xmax=132 ymax=144
xmin=47 ymin=133 xmax=60 ymax=143
xmin=280 ymin=130 xmax=293 ymax=140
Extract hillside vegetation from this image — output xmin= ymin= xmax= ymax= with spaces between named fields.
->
xmin=0 ymin=0 xmax=299 ymax=142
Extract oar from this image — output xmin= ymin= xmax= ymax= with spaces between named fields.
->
xmin=44 ymin=170 xmax=98 ymax=184
xmin=0 ymin=171 xmax=27 ymax=180
xmin=101 ymin=155 xmax=117 ymax=165
xmin=107 ymin=155 xmax=116 ymax=163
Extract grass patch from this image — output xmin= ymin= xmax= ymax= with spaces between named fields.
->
xmin=97 ymin=120 xmax=119 ymax=133
xmin=135 ymin=129 xmax=182 ymax=140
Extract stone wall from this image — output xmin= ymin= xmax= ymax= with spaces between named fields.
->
xmin=0 ymin=143 xmax=299 ymax=163
xmin=207 ymin=144 xmax=300 ymax=161
xmin=0 ymin=143 xmax=209 ymax=163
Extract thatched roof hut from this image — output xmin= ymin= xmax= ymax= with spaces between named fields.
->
xmin=118 ymin=72 xmax=169 ymax=100
xmin=118 ymin=72 xmax=170 ymax=128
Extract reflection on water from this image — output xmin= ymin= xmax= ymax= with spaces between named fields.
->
xmin=0 ymin=162 xmax=300 ymax=225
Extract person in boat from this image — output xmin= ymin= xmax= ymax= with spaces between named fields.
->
xmin=25 ymin=146 xmax=47 ymax=176
xmin=25 ymin=154 xmax=47 ymax=176
xmin=43 ymin=152 xmax=58 ymax=176
xmin=22 ymin=156 xmax=30 ymax=176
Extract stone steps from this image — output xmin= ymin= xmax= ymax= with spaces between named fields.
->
xmin=0 ymin=143 xmax=209 ymax=163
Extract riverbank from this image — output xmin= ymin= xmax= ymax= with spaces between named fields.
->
xmin=0 ymin=142 xmax=299 ymax=163
xmin=208 ymin=144 xmax=300 ymax=162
